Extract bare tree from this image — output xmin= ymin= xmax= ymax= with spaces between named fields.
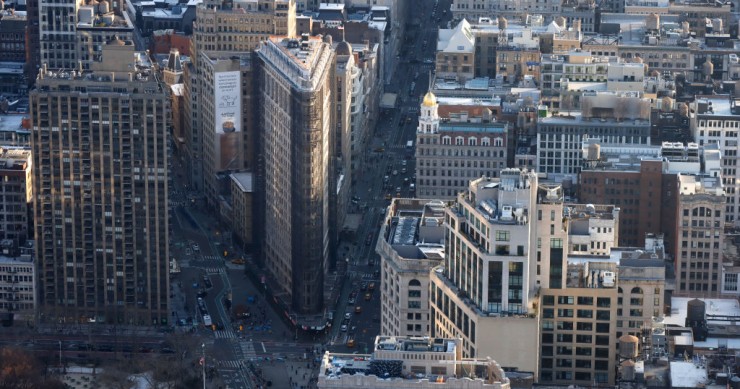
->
xmin=97 ymin=363 xmax=136 ymax=389
xmin=0 ymin=347 xmax=65 ymax=389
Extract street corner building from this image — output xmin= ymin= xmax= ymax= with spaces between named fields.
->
xmin=256 ymin=34 xmax=336 ymax=314
xmin=30 ymin=38 xmax=170 ymax=326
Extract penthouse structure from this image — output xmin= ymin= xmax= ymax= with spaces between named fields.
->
xmin=318 ymin=336 xmax=512 ymax=389
xmin=256 ymin=35 xmax=335 ymax=314
xmin=30 ymin=40 xmax=170 ymax=325
xmin=415 ymin=92 xmax=508 ymax=199
xmin=377 ymin=199 xmax=446 ymax=337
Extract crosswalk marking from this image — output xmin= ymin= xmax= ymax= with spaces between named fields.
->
xmin=220 ymin=360 xmax=242 ymax=369
xmin=215 ymin=330 xmax=237 ymax=339
xmin=239 ymin=341 xmax=257 ymax=359
xmin=205 ymin=267 xmax=224 ymax=274
xmin=386 ymin=145 xmax=408 ymax=150
xmin=200 ymin=255 xmax=221 ymax=261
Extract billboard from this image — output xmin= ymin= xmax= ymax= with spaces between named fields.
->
xmin=214 ymin=71 xmax=241 ymax=134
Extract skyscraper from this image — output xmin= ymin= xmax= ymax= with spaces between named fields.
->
xmin=186 ymin=0 xmax=295 ymax=195
xmin=30 ymin=39 xmax=170 ymax=325
xmin=256 ymin=34 xmax=335 ymax=314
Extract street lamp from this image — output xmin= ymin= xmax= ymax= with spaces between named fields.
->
xmin=201 ymin=343 xmax=206 ymax=389
xmin=58 ymin=341 xmax=62 ymax=369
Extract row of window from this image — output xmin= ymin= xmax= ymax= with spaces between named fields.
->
xmin=542 ymin=296 xmax=611 ymax=307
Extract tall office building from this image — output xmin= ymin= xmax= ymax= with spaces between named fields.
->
xmin=430 ymin=169 xmax=549 ymax=377
xmin=30 ymin=39 xmax=170 ymax=325
xmin=186 ymin=0 xmax=295 ymax=195
xmin=256 ymin=35 xmax=335 ymax=314
xmin=691 ymin=95 xmax=740 ymax=226
xmin=675 ymin=174 xmax=725 ymax=295
xmin=38 ymin=0 xmax=134 ymax=70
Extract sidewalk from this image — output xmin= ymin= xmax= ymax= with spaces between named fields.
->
xmin=248 ymin=358 xmax=319 ymax=389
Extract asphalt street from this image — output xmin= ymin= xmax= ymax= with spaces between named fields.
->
xmin=327 ymin=0 xmax=452 ymax=354
xmin=163 ymin=0 xmax=453 ymax=385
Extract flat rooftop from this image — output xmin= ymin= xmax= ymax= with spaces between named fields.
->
xmin=539 ymin=112 xmax=650 ymax=126
xmin=670 ymin=361 xmax=707 ymax=388
xmin=0 ymin=254 xmax=33 ymax=265
xmin=695 ymin=95 xmax=737 ymax=117
xmin=0 ymin=115 xmax=28 ymax=134
xmin=230 ymin=172 xmax=253 ymax=192
xmin=382 ymin=199 xmax=446 ymax=261
xmin=664 ymin=297 xmax=740 ymax=327
xmin=438 ymin=122 xmax=507 ymax=134
xmin=268 ymin=35 xmax=327 ymax=71
xmin=375 ymin=336 xmax=457 ymax=353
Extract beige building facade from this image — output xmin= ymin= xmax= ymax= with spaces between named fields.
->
xmin=675 ymin=174 xmax=725 ymax=295
xmin=431 ymin=171 xmax=544 ymax=377
xmin=377 ymin=199 xmax=446 ymax=337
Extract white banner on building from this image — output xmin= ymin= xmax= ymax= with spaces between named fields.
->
xmin=214 ymin=71 xmax=241 ymax=134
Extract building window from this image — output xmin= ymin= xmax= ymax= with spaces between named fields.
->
xmin=724 ymin=273 xmax=738 ymax=292
xmin=495 ymin=230 xmax=510 ymax=241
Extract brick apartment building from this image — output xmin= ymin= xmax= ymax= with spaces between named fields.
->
xmin=580 ymin=158 xmax=679 ymax=251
